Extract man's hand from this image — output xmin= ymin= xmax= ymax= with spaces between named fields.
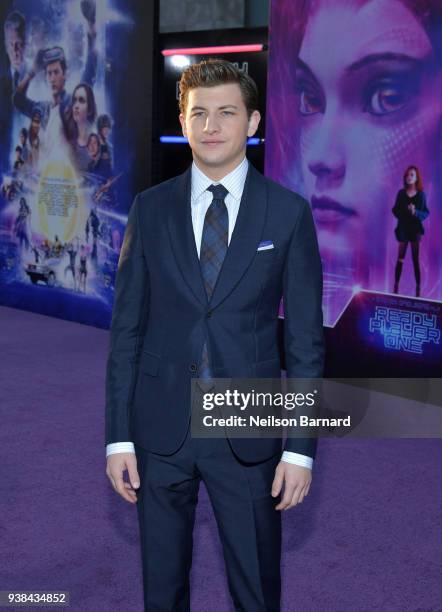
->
xmin=106 ymin=452 xmax=140 ymax=504
xmin=271 ymin=461 xmax=312 ymax=510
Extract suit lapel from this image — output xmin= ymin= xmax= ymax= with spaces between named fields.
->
xmin=167 ymin=168 xmax=208 ymax=306
xmin=209 ymin=164 xmax=268 ymax=309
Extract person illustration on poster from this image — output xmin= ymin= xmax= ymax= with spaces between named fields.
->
xmin=86 ymin=133 xmax=102 ymax=173
xmin=3 ymin=11 xmax=27 ymax=88
xmin=18 ymin=128 xmax=29 ymax=163
xmin=67 ymin=83 xmax=97 ymax=172
xmin=0 ymin=11 xmax=27 ymax=173
xmin=27 ymin=110 xmax=42 ymax=171
xmin=64 ymin=238 xmax=80 ymax=291
xmin=392 ymin=166 xmax=429 ymax=297
xmin=31 ymin=242 xmax=40 ymax=264
xmin=267 ymin=0 xmax=442 ymax=319
xmin=12 ymin=0 xmax=97 ymax=160
xmin=86 ymin=205 xmax=100 ymax=260
xmin=13 ymin=146 xmax=24 ymax=176
xmin=97 ymin=114 xmax=113 ymax=176
xmin=52 ymin=234 xmax=63 ymax=258
xmin=13 ymin=196 xmax=31 ymax=251
xmin=78 ymin=244 xmax=88 ymax=293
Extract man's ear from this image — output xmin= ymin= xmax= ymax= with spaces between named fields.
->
xmin=247 ymin=110 xmax=261 ymax=138
xmin=179 ymin=113 xmax=187 ymax=137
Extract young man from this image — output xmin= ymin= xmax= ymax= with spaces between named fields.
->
xmin=105 ymin=59 xmax=324 ymax=611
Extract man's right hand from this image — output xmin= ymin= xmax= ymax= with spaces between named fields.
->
xmin=106 ymin=452 xmax=140 ymax=504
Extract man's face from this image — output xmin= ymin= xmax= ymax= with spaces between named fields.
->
xmin=4 ymin=27 xmax=25 ymax=71
xmin=88 ymin=136 xmax=99 ymax=157
xmin=179 ymin=83 xmax=260 ymax=176
xmin=31 ymin=116 xmax=41 ymax=134
xmin=46 ymin=61 xmax=65 ymax=96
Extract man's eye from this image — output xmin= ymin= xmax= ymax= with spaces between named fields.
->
xmin=221 ymin=111 xmax=233 ymax=116
xmin=364 ymin=81 xmax=412 ymax=115
xmin=192 ymin=112 xmax=203 ymax=117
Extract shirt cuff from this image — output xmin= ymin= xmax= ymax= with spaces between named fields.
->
xmin=106 ymin=442 xmax=135 ymax=457
xmin=281 ymin=451 xmax=313 ymax=470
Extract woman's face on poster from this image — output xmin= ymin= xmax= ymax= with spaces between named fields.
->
xmin=296 ymin=0 xmax=441 ymax=244
xmin=72 ymin=86 xmax=89 ymax=125
xmin=405 ymin=168 xmax=417 ymax=186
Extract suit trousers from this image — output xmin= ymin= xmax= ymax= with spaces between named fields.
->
xmin=134 ymin=426 xmax=282 ymax=612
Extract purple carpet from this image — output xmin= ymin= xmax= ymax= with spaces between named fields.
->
xmin=0 ymin=305 xmax=441 ymax=611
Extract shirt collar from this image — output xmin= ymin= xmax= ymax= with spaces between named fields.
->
xmin=191 ymin=156 xmax=249 ymax=202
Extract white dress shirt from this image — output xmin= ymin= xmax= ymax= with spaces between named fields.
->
xmin=106 ymin=157 xmax=313 ymax=470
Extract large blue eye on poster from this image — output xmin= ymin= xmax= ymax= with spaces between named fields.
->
xmin=266 ymin=0 xmax=442 ymax=327
xmin=0 ymin=0 xmax=150 ymax=328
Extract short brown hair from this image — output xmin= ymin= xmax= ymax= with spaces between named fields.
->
xmin=178 ymin=59 xmax=259 ymax=117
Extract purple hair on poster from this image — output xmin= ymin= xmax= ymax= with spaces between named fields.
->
xmin=266 ymin=0 xmax=442 ymax=326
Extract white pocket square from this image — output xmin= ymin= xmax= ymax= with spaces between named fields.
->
xmin=257 ymin=241 xmax=274 ymax=251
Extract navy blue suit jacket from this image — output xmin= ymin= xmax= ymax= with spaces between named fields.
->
xmin=105 ymin=163 xmax=324 ymax=462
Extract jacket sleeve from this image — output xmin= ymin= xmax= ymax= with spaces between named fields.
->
xmin=282 ymin=197 xmax=325 ymax=459
xmin=415 ymin=191 xmax=429 ymax=222
xmin=82 ymin=31 xmax=97 ymax=86
xmin=105 ymin=194 xmax=150 ymax=445
xmin=392 ymin=190 xmax=403 ymax=218
xmin=13 ymin=89 xmax=37 ymax=120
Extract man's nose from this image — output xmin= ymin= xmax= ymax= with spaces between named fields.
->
xmin=203 ymin=115 xmax=220 ymax=133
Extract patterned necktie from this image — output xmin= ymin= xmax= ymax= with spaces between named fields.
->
xmin=199 ymin=184 xmax=229 ymax=378
xmin=13 ymin=70 xmax=20 ymax=88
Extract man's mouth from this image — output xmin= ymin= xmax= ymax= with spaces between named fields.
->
xmin=201 ymin=140 xmax=225 ymax=146
xmin=311 ymin=196 xmax=357 ymax=225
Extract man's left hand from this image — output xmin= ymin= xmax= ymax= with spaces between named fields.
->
xmin=271 ymin=461 xmax=312 ymax=510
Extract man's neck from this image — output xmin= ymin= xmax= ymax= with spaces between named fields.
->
xmin=52 ymin=89 xmax=65 ymax=106
xmin=193 ymin=155 xmax=246 ymax=182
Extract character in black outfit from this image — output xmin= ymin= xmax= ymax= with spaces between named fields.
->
xmin=64 ymin=239 xmax=79 ymax=290
xmin=31 ymin=243 xmax=40 ymax=263
xmin=87 ymin=206 xmax=100 ymax=260
xmin=392 ymin=166 xmax=429 ymax=297
xmin=13 ymin=146 xmax=24 ymax=175
xmin=14 ymin=196 xmax=31 ymax=250
xmin=78 ymin=245 xmax=88 ymax=293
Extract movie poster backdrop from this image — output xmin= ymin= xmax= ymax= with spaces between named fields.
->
xmin=0 ymin=0 xmax=154 ymax=327
xmin=266 ymin=0 xmax=442 ymax=327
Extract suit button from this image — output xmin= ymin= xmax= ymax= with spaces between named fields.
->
xmin=206 ymin=309 xmax=213 ymax=318
xmin=189 ymin=363 xmax=198 ymax=373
